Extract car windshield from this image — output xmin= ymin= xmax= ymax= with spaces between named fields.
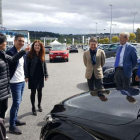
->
xmin=51 ymin=45 xmax=66 ymax=51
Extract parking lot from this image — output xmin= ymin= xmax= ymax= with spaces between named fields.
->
xmin=5 ymin=48 xmax=90 ymax=140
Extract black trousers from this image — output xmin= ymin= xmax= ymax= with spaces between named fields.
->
xmin=0 ymin=118 xmax=6 ymax=140
xmin=87 ymin=72 xmax=104 ymax=91
xmin=114 ymin=67 xmax=131 ymax=90
xmin=0 ymin=98 xmax=8 ymax=119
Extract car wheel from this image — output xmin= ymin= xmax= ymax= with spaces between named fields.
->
xmin=50 ymin=59 xmax=53 ymax=63
xmin=51 ymin=134 xmax=70 ymax=140
xmin=67 ymin=58 xmax=69 ymax=62
xmin=77 ymin=51 xmax=78 ymax=53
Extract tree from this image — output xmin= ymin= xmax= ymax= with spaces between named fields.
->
xmin=129 ymin=33 xmax=136 ymax=42
xmin=99 ymin=39 xmax=104 ymax=44
xmin=104 ymin=38 xmax=109 ymax=44
xmin=111 ymin=36 xmax=119 ymax=43
xmin=136 ymin=28 xmax=140 ymax=43
xmin=67 ymin=38 xmax=72 ymax=44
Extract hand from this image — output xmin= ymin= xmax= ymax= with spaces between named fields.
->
xmin=24 ymin=44 xmax=30 ymax=52
xmin=25 ymin=78 xmax=28 ymax=82
xmin=45 ymin=78 xmax=47 ymax=81
xmin=135 ymin=75 xmax=139 ymax=82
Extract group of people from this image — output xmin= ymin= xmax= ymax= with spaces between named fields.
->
xmin=0 ymin=33 xmax=48 ymax=139
xmin=83 ymin=32 xmax=139 ymax=101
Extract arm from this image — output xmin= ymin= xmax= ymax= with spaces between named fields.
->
xmin=83 ymin=52 xmax=87 ymax=67
xmin=6 ymin=50 xmax=26 ymax=63
xmin=101 ymin=50 xmax=106 ymax=67
xmin=131 ymin=47 xmax=138 ymax=69
xmin=44 ymin=60 xmax=49 ymax=79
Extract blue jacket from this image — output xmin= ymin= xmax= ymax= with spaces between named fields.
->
xmin=137 ymin=59 xmax=140 ymax=78
xmin=115 ymin=43 xmax=137 ymax=78
xmin=6 ymin=46 xmax=27 ymax=79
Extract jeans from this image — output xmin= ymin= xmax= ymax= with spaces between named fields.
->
xmin=9 ymin=82 xmax=25 ymax=126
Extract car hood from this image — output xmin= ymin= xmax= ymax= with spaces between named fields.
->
xmin=50 ymin=50 xmax=68 ymax=53
xmin=51 ymin=89 xmax=140 ymax=125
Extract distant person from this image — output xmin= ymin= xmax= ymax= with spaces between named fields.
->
xmin=25 ymin=40 xmax=48 ymax=116
xmin=83 ymin=37 xmax=106 ymax=96
xmin=6 ymin=34 xmax=30 ymax=135
xmin=0 ymin=33 xmax=29 ymax=137
xmin=114 ymin=32 xmax=137 ymax=89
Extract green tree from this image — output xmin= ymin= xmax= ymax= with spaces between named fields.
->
xmin=129 ymin=33 xmax=136 ymax=42
xmin=67 ymin=38 xmax=72 ymax=44
xmin=136 ymin=28 xmax=140 ymax=43
xmin=104 ymin=38 xmax=109 ymax=44
xmin=111 ymin=36 xmax=119 ymax=43
xmin=99 ymin=39 xmax=104 ymax=44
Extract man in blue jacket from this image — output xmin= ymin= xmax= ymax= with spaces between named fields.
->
xmin=6 ymin=34 xmax=29 ymax=135
xmin=114 ymin=32 xmax=137 ymax=90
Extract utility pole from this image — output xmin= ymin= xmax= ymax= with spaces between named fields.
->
xmin=131 ymin=12 xmax=138 ymax=33
xmin=109 ymin=4 xmax=113 ymax=43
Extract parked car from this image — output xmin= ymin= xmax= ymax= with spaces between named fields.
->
xmin=131 ymin=43 xmax=140 ymax=46
xmin=98 ymin=44 xmax=111 ymax=50
xmin=49 ymin=45 xmax=69 ymax=62
xmin=40 ymin=87 xmax=140 ymax=140
xmin=83 ymin=45 xmax=89 ymax=51
xmin=103 ymin=45 xmax=140 ymax=85
xmin=104 ymin=44 xmax=119 ymax=58
xmin=69 ymin=45 xmax=78 ymax=53
xmin=44 ymin=46 xmax=52 ymax=54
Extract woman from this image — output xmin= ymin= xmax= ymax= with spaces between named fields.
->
xmin=25 ymin=40 xmax=48 ymax=116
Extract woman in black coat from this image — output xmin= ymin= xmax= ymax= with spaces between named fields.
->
xmin=25 ymin=40 xmax=48 ymax=116
xmin=0 ymin=34 xmax=29 ymax=119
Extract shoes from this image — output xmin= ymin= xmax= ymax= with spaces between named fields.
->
xmin=32 ymin=107 xmax=37 ymax=116
xmin=15 ymin=120 xmax=26 ymax=126
xmin=9 ymin=126 xmax=22 ymax=135
xmin=38 ymin=105 xmax=43 ymax=112
xmin=98 ymin=91 xmax=108 ymax=102
xmin=4 ymin=136 xmax=9 ymax=140
xmin=126 ymin=96 xmax=137 ymax=103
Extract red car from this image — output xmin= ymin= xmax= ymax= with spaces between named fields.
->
xmin=49 ymin=45 xmax=69 ymax=62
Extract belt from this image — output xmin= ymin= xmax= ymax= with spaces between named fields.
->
xmin=117 ymin=66 xmax=123 ymax=69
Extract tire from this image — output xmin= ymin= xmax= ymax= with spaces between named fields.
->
xmin=77 ymin=51 xmax=78 ymax=53
xmin=51 ymin=134 xmax=70 ymax=140
xmin=50 ymin=59 xmax=53 ymax=63
xmin=67 ymin=58 xmax=69 ymax=62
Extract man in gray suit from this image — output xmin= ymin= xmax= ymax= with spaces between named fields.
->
xmin=114 ymin=32 xmax=137 ymax=90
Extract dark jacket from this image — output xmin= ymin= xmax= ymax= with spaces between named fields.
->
xmin=6 ymin=46 xmax=27 ymax=79
xmin=0 ymin=50 xmax=26 ymax=101
xmin=25 ymin=54 xmax=48 ymax=79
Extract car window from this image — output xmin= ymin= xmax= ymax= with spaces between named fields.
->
xmin=108 ymin=44 xmax=118 ymax=50
xmin=52 ymin=45 xmax=66 ymax=51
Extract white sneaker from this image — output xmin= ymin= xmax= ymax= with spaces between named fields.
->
xmin=5 ymin=136 xmax=9 ymax=140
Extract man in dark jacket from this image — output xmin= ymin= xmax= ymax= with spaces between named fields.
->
xmin=0 ymin=33 xmax=29 ymax=138
xmin=6 ymin=34 xmax=30 ymax=135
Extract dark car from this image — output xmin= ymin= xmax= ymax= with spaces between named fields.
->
xmin=40 ymin=88 xmax=140 ymax=140
xmin=104 ymin=44 xmax=119 ymax=58
xmin=103 ymin=45 xmax=140 ymax=85
xmin=69 ymin=45 xmax=78 ymax=53
xmin=44 ymin=46 xmax=52 ymax=54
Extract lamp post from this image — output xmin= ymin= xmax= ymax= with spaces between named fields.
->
xmin=131 ymin=12 xmax=138 ymax=33
xmin=112 ymin=24 xmax=116 ymax=35
xmin=103 ymin=29 xmax=106 ymax=38
xmin=109 ymin=4 xmax=113 ymax=43
xmin=95 ymin=23 xmax=97 ymax=37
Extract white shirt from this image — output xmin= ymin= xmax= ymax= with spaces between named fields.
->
xmin=10 ymin=57 xmax=25 ymax=83
xmin=118 ymin=43 xmax=126 ymax=67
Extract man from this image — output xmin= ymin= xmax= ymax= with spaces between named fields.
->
xmin=83 ymin=37 xmax=106 ymax=94
xmin=6 ymin=34 xmax=29 ymax=134
xmin=114 ymin=32 xmax=137 ymax=89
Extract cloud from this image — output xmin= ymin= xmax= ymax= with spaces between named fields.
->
xmin=2 ymin=0 xmax=140 ymax=34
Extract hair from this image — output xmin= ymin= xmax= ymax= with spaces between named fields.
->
xmin=0 ymin=33 xmax=7 ymax=45
xmin=28 ymin=40 xmax=45 ymax=62
xmin=119 ymin=32 xmax=130 ymax=38
xmin=89 ymin=37 xmax=98 ymax=44
xmin=15 ymin=34 xmax=25 ymax=40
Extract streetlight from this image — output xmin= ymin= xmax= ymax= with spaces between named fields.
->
xmin=103 ymin=29 xmax=106 ymax=38
xmin=109 ymin=4 xmax=113 ymax=43
xmin=112 ymin=24 xmax=116 ymax=35
xmin=95 ymin=23 xmax=97 ymax=37
xmin=131 ymin=12 xmax=138 ymax=33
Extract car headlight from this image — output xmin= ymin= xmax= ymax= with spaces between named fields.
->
xmin=50 ymin=52 xmax=54 ymax=55
xmin=104 ymin=68 xmax=115 ymax=74
xmin=63 ymin=52 xmax=68 ymax=54
xmin=43 ymin=114 xmax=59 ymax=123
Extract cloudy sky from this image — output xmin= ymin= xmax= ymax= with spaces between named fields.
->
xmin=2 ymin=0 xmax=140 ymax=34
